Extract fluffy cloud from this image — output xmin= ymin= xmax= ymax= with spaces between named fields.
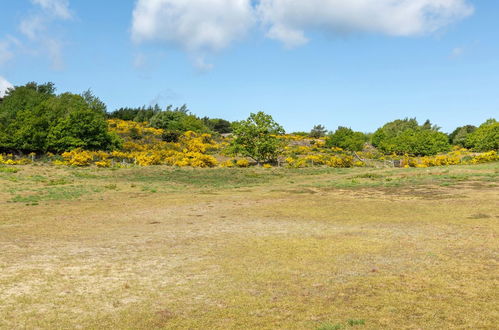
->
xmin=131 ymin=0 xmax=473 ymax=65
xmin=257 ymin=0 xmax=474 ymax=48
xmin=31 ymin=0 xmax=72 ymax=20
xmin=131 ymin=0 xmax=254 ymax=68
xmin=132 ymin=0 xmax=254 ymax=51
xmin=0 ymin=76 xmax=13 ymax=98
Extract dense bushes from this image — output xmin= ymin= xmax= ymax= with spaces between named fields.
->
xmin=449 ymin=125 xmax=476 ymax=147
xmin=325 ymin=127 xmax=368 ymax=151
xmin=465 ymin=119 xmax=498 ymax=151
xmin=1 ymin=82 xmax=497 ymax=166
xmin=202 ymin=117 xmax=233 ymax=134
xmin=109 ymin=105 xmax=233 ymax=134
xmin=108 ymin=105 xmax=161 ymax=122
xmin=149 ymin=105 xmax=209 ymax=133
xmin=371 ymin=118 xmax=450 ymax=156
xmin=0 ymin=82 xmax=120 ymax=153
xmin=310 ymin=125 xmax=327 ymax=138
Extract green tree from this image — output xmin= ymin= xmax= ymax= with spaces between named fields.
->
xmin=149 ymin=105 xmax=209 ymax=133
xmin=46 ymin=93 xmax=121 ymax=152
xmin=108 ymin=105 xmax=161 ymax=122
xmin=326 ymin=127 xmax=368 ymax=151
xmin=0 ymin=82 xmax=120 ymax=153
xmin=466 ymin=119 xmax=498 ymax=151
xmin=229 ymin=111 xmax=285 ymax=164
xmin=202 ymin=117 xmax=233 ymax=134
xmin=310 ymin=124 xmax=327 ymax=138
xmin=0 ymin=82 xmax=56 ymax=152
xmin=449 ymin=125 xmax=477 ymax=147
xmin=372 ymin=118 xmax=450 ymax=156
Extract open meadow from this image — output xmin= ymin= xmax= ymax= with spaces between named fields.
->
xmin=0 ymin=162 xmax=498 ymax=329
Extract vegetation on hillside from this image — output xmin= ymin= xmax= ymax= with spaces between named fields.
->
xmin=0 ymin=82 xmax=497 ymax=168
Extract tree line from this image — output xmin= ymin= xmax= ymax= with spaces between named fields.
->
xmin=0 ymin=82 xmax=497 ymax=157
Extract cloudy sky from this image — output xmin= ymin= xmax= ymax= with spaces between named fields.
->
xmin=0 ymin=0 xmax=497 ymax=132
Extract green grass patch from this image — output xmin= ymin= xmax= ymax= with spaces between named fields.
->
xmin=9 ymin=185 xmax=103 ymax=204
xmin=0 ymin=166 xmax=20 ymax=173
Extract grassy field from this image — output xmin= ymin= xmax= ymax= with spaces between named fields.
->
xmin=0 ymin=163 xmax=498 ymax=329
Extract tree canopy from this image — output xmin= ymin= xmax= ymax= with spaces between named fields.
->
xmin=149 ymin=105 xmax=209 ymax=133
xmin=0 ymin=82 xmax=120 ymax=153
xmin=310 ymin=125 xmax=327 ymax=138
xmin=326 ymin=127 xmax=368 ymax=151
xmin=449 ymin=125 xmax=477 ymax=147
xmin=371 ymin=118 xmax=450 ymax=156
xmin=465 ymin=119 xmax=498 ymax=151
xmin=229 ymin=111 xmax=285 ymax=164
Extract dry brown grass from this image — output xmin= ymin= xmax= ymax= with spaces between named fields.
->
xmin=0 ymin=163 xmax=498 ymax=329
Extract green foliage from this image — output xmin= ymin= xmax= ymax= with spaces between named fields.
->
xmin=108 ymin=105 xmax=162 ymax=122
xmin=229 ymin=111 xmax=285 ymax=164
xmin=202 ymin=117 xmax=233 ymax=134
xmin=326 ymin=126 xmax=368 ymax=151
xmin=45 ymin=93 xmax=121 ymax=152
xmin=449 ymin=125 xmax=477 ymax=147
xmin=0 ymin=82 xmax=120 ymax=153
xmin=149 ymin=105 xmax=209 ymax=133
xmin=160 ymin=130 xmax=182 ymax=143
xmin=291 ymin=131 xmax=309 ymax=137
xmin=310 ymin=124 xmax=327 ymax=138
xmin=466 ymin=119 xmax=498 ymax=151
xmin=371 ymin=118 xmax=450 ymax=156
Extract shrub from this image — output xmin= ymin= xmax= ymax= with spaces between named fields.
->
xmin=0 ymin=83 xmax=120 ymax=153
xmin=470 ymin=151 xmax=498 ymax=164
xmin=229 ymin=112 xmax=285 ymax=164
xmin=326 ymin=127 xmax=368 ymax=151
xmin=202 ymin=117 xmax=233 ymax=134
xmin=61 ymin=149 xmax=95 ymax=166
xmin=149 ymin=105 xmax=209 ymax=133
xmin=372 ymin=118 xmax=450 ymax=156
xmin=465 ymin=119 xmax=498 ymax=151
xmin=310 ymin=125 xmax=327 ymax=138
xmin=449 ymin=125 xmax=477 ymax=147
xmin=236 ymin=159 xmax=250 ymax=167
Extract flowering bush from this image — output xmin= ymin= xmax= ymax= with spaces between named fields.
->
xmin=60 ymin=149 xmax=96 ymax=166
xmin=470 ymin=151 xmax=498 ymax=164
xmin=3 ymin=119 xmax=498 ymax=169
xmin=236 ymin=159 xmax=250 ymax=167
xmin=0 ymin=154 xmax=31 ymax=165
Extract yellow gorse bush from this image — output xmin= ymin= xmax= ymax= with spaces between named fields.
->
xmin=52 ymin=129 xmax=220 ymax=168
xmin=470 ymin=151 xmax=498 ymax=164
xmin=60 ymin=149 xmax=96 ymax=166
xmin=3 ymin=120 xmax=497 ymax=169
xmin=0 ymin=154 xmax=31 ymax=165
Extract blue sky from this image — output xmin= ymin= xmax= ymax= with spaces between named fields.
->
xmin=0 ymin=0 xmax=498 ymax=133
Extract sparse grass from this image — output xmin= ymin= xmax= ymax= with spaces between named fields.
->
xmin=0 ymin=162 xmax=498 ymax=329
xmin=0 ymin=166 xmax=19 ymax=174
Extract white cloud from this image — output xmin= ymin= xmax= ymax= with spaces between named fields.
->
xmin=130 ymin=0 xmax=474 ymax=66
xmin=257 ymin=0 xmax=474 ymax=48
xmin=31 ymin=0 xmax=72 ymax=20
xmin=131 ymin=0 xmax=255 ymax=68
xmin=0 ymin=76 xmax=13 ymax=98
xmin=20 ymin=15 xmax=47 ymax=40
